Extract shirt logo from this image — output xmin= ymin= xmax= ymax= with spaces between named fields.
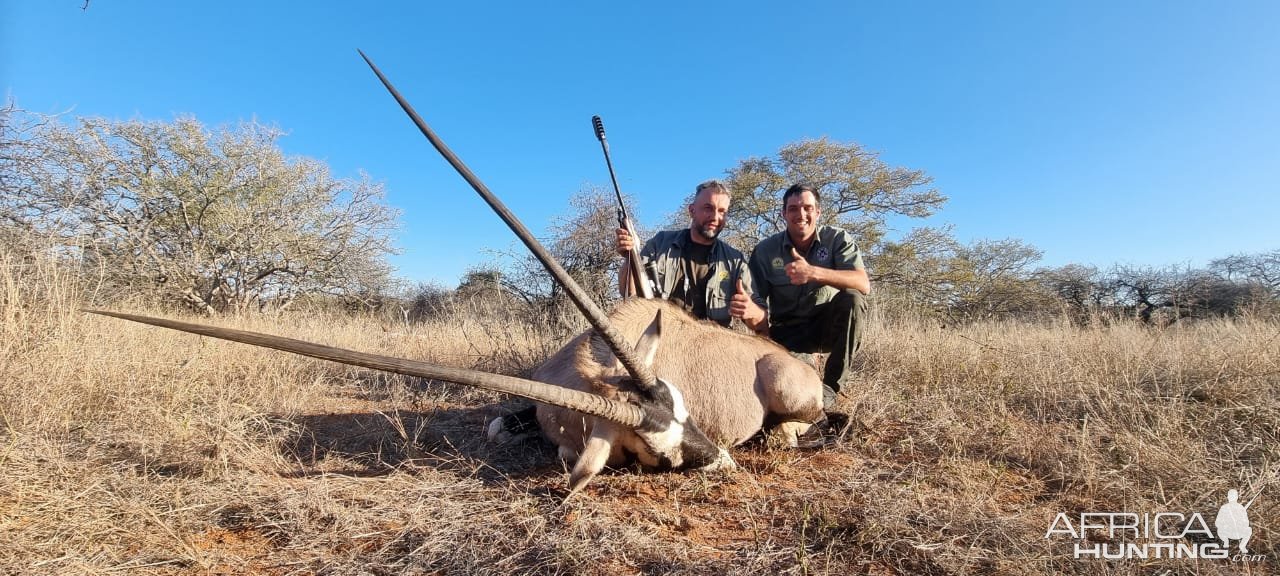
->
xmin=771 ymin=257 xmax=785 ymax=270
xmin=814 ymin=246 xmax=831 ymax=264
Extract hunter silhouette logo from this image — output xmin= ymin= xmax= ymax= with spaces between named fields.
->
xmin=1215 ymin=489 xmax=1253 ymax=553
xmin=1045 ymin=488 xmax=1264 ymax=562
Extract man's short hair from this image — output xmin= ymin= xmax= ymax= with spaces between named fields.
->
xmin=782 ymin=183 xmax=820 ymax=206
xmin=694 ymin=179 xmax=731 ymax=198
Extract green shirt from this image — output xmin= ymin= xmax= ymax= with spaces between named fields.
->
xmin=639 ymin=229 xmax=754 ymax=326
xmin=748 ymin=225 xmax=865 ymax=327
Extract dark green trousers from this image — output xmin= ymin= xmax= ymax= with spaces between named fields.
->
xmin=769 ymin=290 xmax=867 ymax=395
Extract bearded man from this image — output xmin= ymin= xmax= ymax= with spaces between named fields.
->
xmin=616 ymin=179 xmax=764 ymax=328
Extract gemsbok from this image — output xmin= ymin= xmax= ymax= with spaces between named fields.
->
xmin=85 ymin=51 xmax=828 ymax=495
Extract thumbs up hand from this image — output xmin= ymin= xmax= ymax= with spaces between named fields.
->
xmin=729 ymin=277 xmax=765 ymax=327
xmin=729 ymin=279 xmax=748 ymax=316
xmin=785 ymin=247 xmax=815 ymax=285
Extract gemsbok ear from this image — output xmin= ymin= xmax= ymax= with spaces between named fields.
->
xmin=633 ymin=309 xmax=663 ymax=368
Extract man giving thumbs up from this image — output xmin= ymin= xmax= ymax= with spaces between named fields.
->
xmin=729 ymin=278 xmax=767 ymax=331
xmin=747 ymin=184 xmax=870 ymax=410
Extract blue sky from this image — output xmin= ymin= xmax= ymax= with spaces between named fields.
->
xmin=4 ymin=1 xmax=1277 ymax=286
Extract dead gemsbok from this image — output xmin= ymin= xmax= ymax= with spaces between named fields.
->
xmin=85 ymin=51 xmax=827 ymax=495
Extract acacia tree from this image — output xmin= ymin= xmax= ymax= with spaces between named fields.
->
xmin=0 ymin=103 xmax=46 ymax=252
xmin=545 ymin=188 xmax=633 ymax=308
xmin=719 ymin=137 xmax=945 ymax=250
xmin=872 ymin=228 xmax=1048 ymax=320
xmin=489 ymin=187 xmax=639 ymax=332
xmin=1 ymin=111 xmax=399 ymax=313
xmin=870 ymin=226 xmax=964 ymax=316
xmin=1033 ymin=264 xmax=1110 ymax=324
xmin=1108 ymin=263 xmax=1275 ymax=324
xmin=1211 ymin=250 xmax=1280 ymax=295
xmin=946 ymin=239 xmax=1049 ymax=320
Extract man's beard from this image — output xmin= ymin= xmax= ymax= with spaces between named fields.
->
xmin=694 ymin=223 xmax=721 ymax=241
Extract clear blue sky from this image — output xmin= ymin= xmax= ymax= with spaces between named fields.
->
xmin=4 ymin=1 xmax=1278 ymax=286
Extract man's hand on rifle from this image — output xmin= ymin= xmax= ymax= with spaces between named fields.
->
xmin=730 ymin=278 xmax=767 ymax=333
xmin=615 ymin=226 xmax=650 ymax=298
xmin=615 ymin=227 xmax=635 ymax=257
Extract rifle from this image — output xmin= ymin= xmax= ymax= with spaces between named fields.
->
xmin=592 ymin=115 xmax=653 ymax=298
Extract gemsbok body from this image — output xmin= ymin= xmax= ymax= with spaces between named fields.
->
xmin=522 ymin=298 xmax=824 ymax=491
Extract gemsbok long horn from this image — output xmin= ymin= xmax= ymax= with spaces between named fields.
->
xmin=355 ymin=49 xmax=659 ymax=394
xmin=82 ymin=309 xmax=644 ymax=427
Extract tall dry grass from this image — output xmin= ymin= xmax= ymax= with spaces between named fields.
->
xmin=1 ymin=245 xmax=1276 ymax=575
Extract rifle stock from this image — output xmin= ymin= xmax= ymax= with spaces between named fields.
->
xmin=620 ymin=215 xmax=653 ymax=299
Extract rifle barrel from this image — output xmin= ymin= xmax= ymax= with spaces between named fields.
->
xmin=590 ymin=115 xmax=652 ymax=299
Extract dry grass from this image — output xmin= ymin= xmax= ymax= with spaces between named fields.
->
xmin=2 ymin=247 xmax=1277 ymax=575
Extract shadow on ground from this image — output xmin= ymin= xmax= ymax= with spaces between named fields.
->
xmin=276 ymin=400 xmax=561 ymax=483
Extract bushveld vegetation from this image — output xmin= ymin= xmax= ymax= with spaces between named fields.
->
xmin=3 ymin=109 xmax=1277 ymax=574
xmin=3 ymin=239 xmax=1277 ymax=575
